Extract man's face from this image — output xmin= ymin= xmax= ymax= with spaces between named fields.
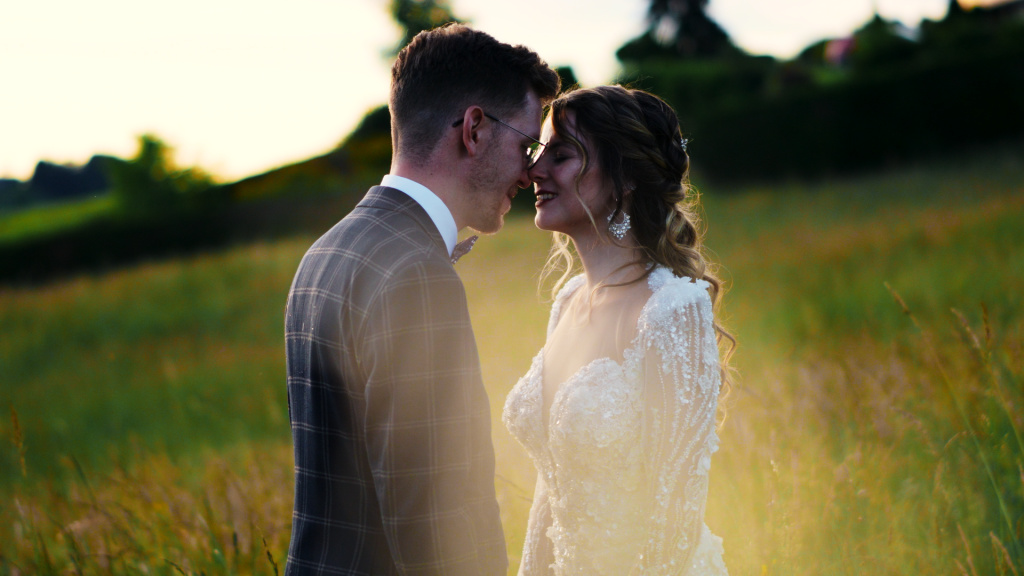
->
xmin=466 ymin=91 xmax=543 ymax=234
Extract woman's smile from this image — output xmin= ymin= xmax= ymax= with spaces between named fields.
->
xmin=535 ymin=189 xmax=558 ymax=206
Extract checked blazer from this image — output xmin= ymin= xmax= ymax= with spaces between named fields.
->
xmin=284 ymin=186 xmax=507 ymax=576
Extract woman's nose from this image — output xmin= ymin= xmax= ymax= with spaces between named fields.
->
xmin=527 ymin=161 xmax=546 ymax=183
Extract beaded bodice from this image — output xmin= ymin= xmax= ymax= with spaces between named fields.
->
xmin=503 ymin=268 xmax=728 ymax=575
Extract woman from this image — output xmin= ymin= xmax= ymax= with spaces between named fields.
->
xmin=502 ymin=85 xmax=734 ymax=575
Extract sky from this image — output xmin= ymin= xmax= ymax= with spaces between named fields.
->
xmin=0 ymin=0 xmax=1004 ymax=182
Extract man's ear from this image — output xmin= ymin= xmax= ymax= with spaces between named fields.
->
xmin=459 ymin=106 xmax=486 ymax=156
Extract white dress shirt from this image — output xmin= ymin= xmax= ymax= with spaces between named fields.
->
xmin=380 ymin=174 xmax=458 ymax=257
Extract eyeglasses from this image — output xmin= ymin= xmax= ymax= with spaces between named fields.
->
xmin=452 ymin=112 xmax=546 ymax=169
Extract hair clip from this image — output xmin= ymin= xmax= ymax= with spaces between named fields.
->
xmin=680 ymin=138 xmax=689 ymax=152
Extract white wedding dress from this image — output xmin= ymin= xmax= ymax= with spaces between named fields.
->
xmin=503 ymin=267 xmax=728 ymax=575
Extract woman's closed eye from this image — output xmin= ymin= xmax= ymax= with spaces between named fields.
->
xmin=546 ymin=143 xmax=573 ymax=163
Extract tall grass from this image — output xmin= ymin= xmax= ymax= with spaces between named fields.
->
xmin=0 ymin=241 xmax=302 ymax=485
xmin=1 ymin=148 xmax=1022 ymax=574
xmin=707 ymin=298 xmax=1023 ymax=574
xmin=3 ymin=443 xmax=292 ymax=575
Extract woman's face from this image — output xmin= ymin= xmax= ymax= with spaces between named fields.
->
xmin=529 ymin=111 xmax=615 ymax=237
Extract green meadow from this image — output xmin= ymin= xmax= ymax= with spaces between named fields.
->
xmin=2 ymin=145 xmax=1023 ymax=574
xmin=0 ymin=195 xmax=115 ymax=245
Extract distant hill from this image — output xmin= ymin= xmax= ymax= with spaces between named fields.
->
xmin=222 ymin=105 xmax=392 ymax=202
xmin=1 ymin=104 xmax=391 ymax=215
xmin=1 ymin=155 xmax=120 ymax=210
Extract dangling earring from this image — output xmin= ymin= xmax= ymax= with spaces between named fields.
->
xmin=607 ymin=210 xmax=631 ymax=240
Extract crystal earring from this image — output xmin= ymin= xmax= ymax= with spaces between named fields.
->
xmin=607 ymin=211 xmax=631 ymax=240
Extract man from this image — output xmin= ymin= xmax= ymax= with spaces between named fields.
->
xmin=284 ymin=24 xmax=560 ymax=575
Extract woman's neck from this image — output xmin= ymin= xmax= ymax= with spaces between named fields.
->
xmin=571 ymin=227 xmax=646 ymax=290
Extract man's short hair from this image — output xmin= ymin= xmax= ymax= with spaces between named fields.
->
xmin=389 ymin=24 xmax=561 ymax=165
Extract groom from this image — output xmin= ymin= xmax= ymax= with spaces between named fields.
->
xmin=284 ymin=24 xmax=559 ymax=575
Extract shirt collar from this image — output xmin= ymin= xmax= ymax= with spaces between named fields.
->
xmin=380 ymin=174 xmax=458 ymax=256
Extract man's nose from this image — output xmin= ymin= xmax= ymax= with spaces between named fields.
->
xmin=516 ymin=164 xmax=532 ymax=189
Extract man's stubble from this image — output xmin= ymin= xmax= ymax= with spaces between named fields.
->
xmin=465 ymin=138 xmax=514 ymax=234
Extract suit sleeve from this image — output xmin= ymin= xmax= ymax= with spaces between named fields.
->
xmin=360 ymin=256 xmax=507 ymax=576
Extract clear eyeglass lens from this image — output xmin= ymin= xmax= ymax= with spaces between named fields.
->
xmin=527 ymin=143 xmax=543 ymax=166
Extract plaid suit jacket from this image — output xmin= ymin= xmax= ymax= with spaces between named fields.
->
xmin=284 ymin=186 xmax=507 ymax=576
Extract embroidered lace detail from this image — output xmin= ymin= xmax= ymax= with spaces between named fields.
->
xmin=503 ymin=267 xmax=727 ymax=575
xmin=547 ymin=275 xmax=587 ymax=337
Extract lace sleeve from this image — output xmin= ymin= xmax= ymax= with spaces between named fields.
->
xmin=633 ymin=279 xmax=721 ymax=575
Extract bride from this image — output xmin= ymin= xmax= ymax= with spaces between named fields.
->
xmin=503 ymin=85 xmax=734 ymax=575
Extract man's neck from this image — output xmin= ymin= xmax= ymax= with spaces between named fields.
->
xmin=391 ymin=162 xmax=467 ymax=230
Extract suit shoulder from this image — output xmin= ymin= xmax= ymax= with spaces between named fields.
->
xmin=319 ymin=207 xmax=437 ymax=252
xmin=299 ymin=208 xmax=447 ymax=275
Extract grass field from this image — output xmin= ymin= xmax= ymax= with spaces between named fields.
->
xmin=0 ymin=195 xmax=114 ymax=244
xmin=2 ymin=146 xmax=1023 ymax=574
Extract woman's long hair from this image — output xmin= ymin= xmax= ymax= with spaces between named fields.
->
xmin=539 ymin=85 xmax=736 ymax=418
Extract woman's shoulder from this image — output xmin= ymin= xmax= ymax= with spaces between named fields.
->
xmin=641 ymin=267 xmax=713 ymax=324
xmin=554 ymin=273 xmax=587 ymax=304
xmin=547 ymin=274 xmax=586 ymax=335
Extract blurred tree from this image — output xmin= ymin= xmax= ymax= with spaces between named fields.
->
xmin=0 ymin=179 xmax=30 ymax=210
xmin=555 ymin=66 xmax=579 ymax=92
xmin=110 ymin=134 xmax=218 ymax=218
xmin=796 ymin=38 xmax=832 ymax=65
xmin=387 ymin=0 xmax=464 ymax=57
xmin=339 ymin=105 xmax=394 ymax=178
xmin=847 ymin=14 xmax=919 ymax=73
xmin=342 ymin=105 xmax=391 ymax=143
xmin=918 ymin=0 xmax=1018 ymax=56
xmin=614 ymin=0 xmax=776 ymax=121
xmin=617 ymin=0 xmax=741 ymax=62
xmin=648 ymin=0 xmax=737 ymax=57
xmin=28 ymin=156 xmax=114 ymax=203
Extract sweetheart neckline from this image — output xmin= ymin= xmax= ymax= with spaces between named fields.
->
xmin=536 ymin=347 xmax=634 ymax=440
xmin=539 ymin=281 xmax=651 ymax=435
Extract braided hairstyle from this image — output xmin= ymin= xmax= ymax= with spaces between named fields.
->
xmin=540 ymin=85 xmax=735 ymax=410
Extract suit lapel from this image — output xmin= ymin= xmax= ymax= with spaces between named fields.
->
xmin=356 ymin=186 xmax=448 ymax=258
